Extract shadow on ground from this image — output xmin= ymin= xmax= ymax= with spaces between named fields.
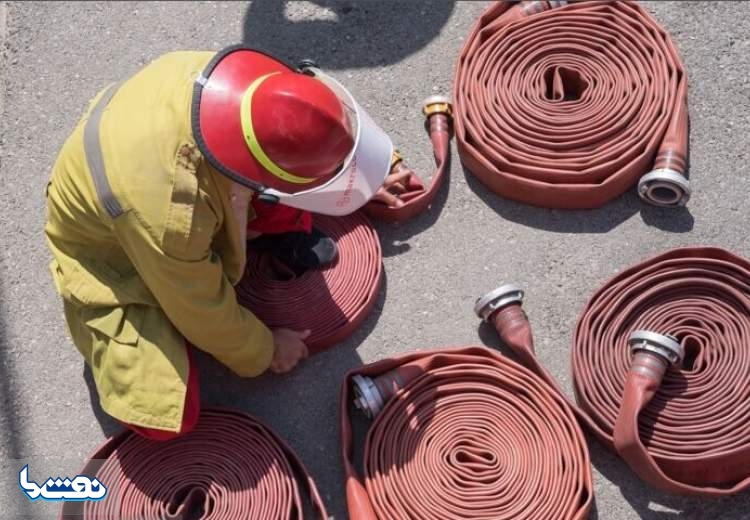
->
xmin=589 ymin=442 xmax=750 ymax=520
xmin=243 ymin=0 xmax=455 ymax=69
xmin=463 ymin=165 xmax=695 ymax=234
xmin=0 ymin=276 xmax=33 ymax=518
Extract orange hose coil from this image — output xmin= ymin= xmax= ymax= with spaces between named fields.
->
xmin=60 ymin=408 xmax=328 ymax=519
xmin=479 ymin=248 xmax=750 ymax=496
xmin=454 ymin=1 xmax=691 ymax=208
xmin=341 ymin=347 xmax=593 ymax=519
xmin=236 ymin=213 xmax=382 ymax=353
xmin=573 ymin=247 xmax=750 ymax=495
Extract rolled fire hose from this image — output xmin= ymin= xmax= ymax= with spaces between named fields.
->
xmin=340 ymin=347 xmax=593 ymax=519
xmin=59 ymin=408 xmax=328 ymax=519
xmin=474 ymin=247 xmax=750 ymax=496
xmin=236 ymin=212 xmax=382 ymax=353
xmin=362 ymin=96 xmax=453 ymax=222
xmin=454 ymin=0 xmax=691 ymax=209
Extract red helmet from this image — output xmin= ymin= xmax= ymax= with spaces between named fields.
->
xmin=193 ymin=47 xmax=355 ymax=194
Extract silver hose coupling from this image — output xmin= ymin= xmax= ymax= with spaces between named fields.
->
xmin=352 ymin=374 xmax=385 ymax=420
xmin=637 ymin=169 xmax=691 ymax=208
xmin=629 ymin=330 xmax=684 ymax=366
xmin=474 ymin=283 xmax=524 ymax=322
xmin=521 ymin=0 xmax=567 ymax=16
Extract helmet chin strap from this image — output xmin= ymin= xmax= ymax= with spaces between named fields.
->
xmin=257 ymin=192 xmax=280 ymax=204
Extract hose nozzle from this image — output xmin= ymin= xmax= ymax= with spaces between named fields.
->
xmin=627 ymin=330 xmax=684 ymax=382
xmin=638 ymin=169 xmax=691 ymax=208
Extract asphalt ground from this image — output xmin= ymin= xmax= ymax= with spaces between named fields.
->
xmin=2 ymin=1 xmax=750 ymax=518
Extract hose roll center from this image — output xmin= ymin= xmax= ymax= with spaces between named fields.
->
xmin=544 ymin=65 xmax=588 ymax=102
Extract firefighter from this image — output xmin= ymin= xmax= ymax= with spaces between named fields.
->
xmin=45 ymin=46 xmax=407 ymax=439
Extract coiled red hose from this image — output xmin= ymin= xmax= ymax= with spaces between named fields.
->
xmin=454 ymin=1 xmax=691 ymax=208
xmin=236 ymin=212 xmax=382 ymax=353
xmin=574 ymin=247 xmax=750 ymax=495
xmin=59 ymin=408 xmax=328 ymax=519
xmin=481 ymin=247 xmax=750 ymax=496
xmin=340 ymin=347 xmax=593 ymax=519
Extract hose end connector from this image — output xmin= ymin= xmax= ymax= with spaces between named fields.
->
xmin=637 ymin=169 xmax=691 ymax=208
xmin=520 ymin=0 xmax=567 ymax=16
xmin=628 ymin=330 xmax=684 ymax=367
xmin=474 ymin=283 xmax=524 ymax=322
xmin=423 ymin=95 xmax=453 ymax=119
xmin=390 ymin=149 xmax=404 ymax=171
xmin=352 ymin=374 xmax=384 ymax=420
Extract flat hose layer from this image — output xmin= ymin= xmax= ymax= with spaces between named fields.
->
xmin=59 ymin=408 xmax=328 ymax=519
xmin=477 ymin=248 xmax=750 ymax=496
xmin=340 ymin=347 xmax=592 ymax=519
xmin=454 ymin=1 xmax=691 ymax=208
xmin=236 ymin=213 xmax=382 ymax=353
xmin=363 ymin=97 xmax=453 ymax=222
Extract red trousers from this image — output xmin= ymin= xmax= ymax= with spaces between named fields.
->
xmin=120 ymin=199 xmax=309 ymax=440
xmin=247 ymin=196 xmax=312 ymax=235
xmin=119 ymin=346 xmax=200 ymax=441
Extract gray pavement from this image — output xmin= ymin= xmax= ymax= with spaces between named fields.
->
xmin=2 ymin=1 xmax=750 ymax=518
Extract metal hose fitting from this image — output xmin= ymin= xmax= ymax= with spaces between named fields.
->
xmin=474 ymin=284 xmax=524 ymax=322
xmin=626 ymin=330 xmax=684 ymax=384
xmin=638 ymin=169 xmax=691 ymax=207
xmin=352 ymin=374 xmax=385 ymax=420
xmin=422 ymin=95 xmax=453 ymax=118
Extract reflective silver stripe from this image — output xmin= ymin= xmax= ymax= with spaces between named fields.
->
xmin=83 ymin=82 xmax=124 ymax=218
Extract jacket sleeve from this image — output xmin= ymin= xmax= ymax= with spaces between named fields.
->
xmin=111 ymin=206 xmax=275 ymax=378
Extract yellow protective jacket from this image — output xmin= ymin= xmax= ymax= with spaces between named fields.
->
xmin=45 ymin=51 xmax=274 ymax=430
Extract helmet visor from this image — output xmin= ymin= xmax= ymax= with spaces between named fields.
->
xmin=264 ymin=69 xmax=393 ymax=216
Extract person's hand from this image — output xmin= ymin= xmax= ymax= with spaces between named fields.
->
xmin=269 ymin=328 xmax=310 ymax=374
xmin=371 ymin=166 xmax=415 ymax=207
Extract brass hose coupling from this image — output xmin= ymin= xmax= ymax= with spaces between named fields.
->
xmin=422 ymin=94 xmax=453 ymax=119
xmin=390 ymin=150 xmax=404 ymax=171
